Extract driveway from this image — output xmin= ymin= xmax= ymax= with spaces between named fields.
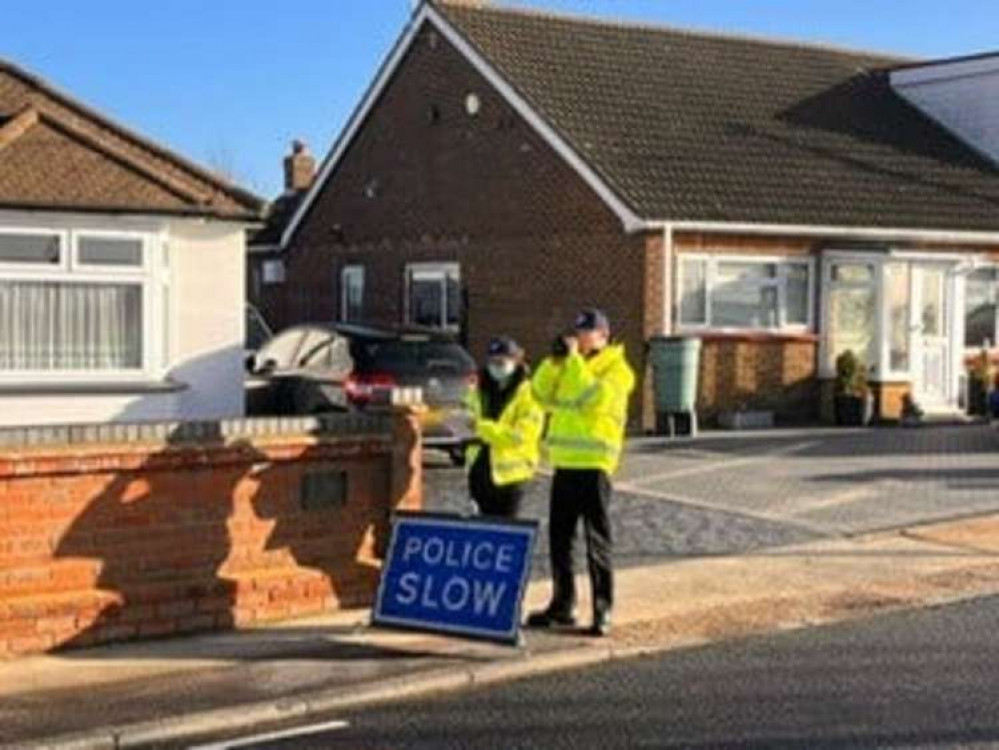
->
xmin=424 ymin=424 xmax=999 ymax=576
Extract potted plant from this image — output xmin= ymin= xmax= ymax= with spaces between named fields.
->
xmin=966 ymin=348 xmax=994 ymax=418
xmin=834 ymin=350 xmax=873 ymax=426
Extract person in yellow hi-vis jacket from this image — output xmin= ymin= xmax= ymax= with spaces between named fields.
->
xmin=466 ymin=336 xmax=544 ymax=519
xmin=526 ymin=309 xmax=635 ymax=637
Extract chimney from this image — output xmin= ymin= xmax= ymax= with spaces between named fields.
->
xmin=283 ymin=139 xmax=316 ymax=193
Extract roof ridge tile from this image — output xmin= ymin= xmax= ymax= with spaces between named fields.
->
xmin=435 ymin=0 xmax=915 ymax=65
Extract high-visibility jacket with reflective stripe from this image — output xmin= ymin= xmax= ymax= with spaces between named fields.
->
xmin=466 ymin=379 xmax=544 ymax=486
xmin=532 ymin=344 xmax=635 ymax=475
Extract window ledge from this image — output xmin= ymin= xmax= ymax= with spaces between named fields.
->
xmin=688 ymin=330 xmax=819 ymax=344
xmin=0 ymin=379 xmax=189 ymax=396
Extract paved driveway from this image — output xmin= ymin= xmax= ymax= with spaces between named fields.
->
xmin=424 ymin=424 xmax=999 ymax=576
xmin=622 ymin=424 xmax=999 ymax=535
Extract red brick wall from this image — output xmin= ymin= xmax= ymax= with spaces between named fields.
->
xmin=697 ymin=334 xmax=820 ymax=423
xmin=0 ymin=413 xmax=421 ymax=658
xmin=270 ymin=25 xmax=652 ymax=425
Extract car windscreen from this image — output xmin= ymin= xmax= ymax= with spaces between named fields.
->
xmin=353 ymin=340 xmax=475 ymax=376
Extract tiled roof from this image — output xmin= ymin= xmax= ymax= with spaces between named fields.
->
xmin=0 ymin=59 xmax=263 ymax=221
xmin=435 ymin=2 xmax=999 ymax=232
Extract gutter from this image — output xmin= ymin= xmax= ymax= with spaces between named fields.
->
xmin=639 ymin=219 xmax=999 ymax=246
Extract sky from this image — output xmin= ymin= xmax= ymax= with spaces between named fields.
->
xmin=4 ymin=1 xmax=998 ymax=198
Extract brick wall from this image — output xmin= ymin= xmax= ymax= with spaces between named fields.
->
xmin=270 ymin=25 xmax=652 ymax=427
xmin=697 ymin=334 xmax=820 ymax=424
xmin=0 ymin=413 xmax=421 ymax=658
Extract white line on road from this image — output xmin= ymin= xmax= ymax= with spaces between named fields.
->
xmin=188 ymin=719 xmax=350 ymax=750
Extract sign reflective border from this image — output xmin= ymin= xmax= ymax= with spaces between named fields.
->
xmin=373 ymin=512 xmax=538 ymax=645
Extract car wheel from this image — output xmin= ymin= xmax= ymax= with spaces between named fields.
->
xmin=448 ymin=446 xmax=466 ymax=468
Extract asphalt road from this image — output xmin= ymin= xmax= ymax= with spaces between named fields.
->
xmin=210 ymin=595 xmax=999 ymax=749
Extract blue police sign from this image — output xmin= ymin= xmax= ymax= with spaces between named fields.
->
xmin=373 ymin=512 xmax=538 ymax=644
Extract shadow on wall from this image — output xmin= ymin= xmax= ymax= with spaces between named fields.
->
xmin=701 ymin=339 xmax=819 ymax=426
xmin=50 ymin=422 xmax=392 ymax=653
xmin=108 ymin=345 xmax=246 ymax=424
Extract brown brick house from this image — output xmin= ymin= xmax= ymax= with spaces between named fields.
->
xmin=251 ymin=1 xmax=999 ymax=427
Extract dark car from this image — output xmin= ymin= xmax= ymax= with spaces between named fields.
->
xmin=246 ymin=323 xmax=477 ymax=462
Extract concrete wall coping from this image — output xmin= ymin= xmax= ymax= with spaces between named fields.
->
xmin=0 ymin=413 xmax=395 ymax=450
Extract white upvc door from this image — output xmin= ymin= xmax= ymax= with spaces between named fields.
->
xmin=910 ymin=263 xmax=954 ymax=410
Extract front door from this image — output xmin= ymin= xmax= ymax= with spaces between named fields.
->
xmin=912 ymin=264 xmax=951 ymax=409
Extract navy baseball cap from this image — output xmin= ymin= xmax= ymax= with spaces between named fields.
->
xmin=574 ymin=308 xmax=610 ymax=332
xmin=487 ymin=336 xmax=523 ymax=358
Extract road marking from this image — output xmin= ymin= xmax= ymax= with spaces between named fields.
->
xmin=188 ymin=719 xmax=350 ymax=749
xmin=620 ymin=441 xmax=820 ymax=486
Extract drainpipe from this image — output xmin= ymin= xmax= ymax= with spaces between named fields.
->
xmin=662 ymin=223 xmax=674 ymax=335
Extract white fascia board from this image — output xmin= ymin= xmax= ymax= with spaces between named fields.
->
xmin=279 ymin=3 xmax=646 ymax=249
xmin=643 ymin=220 xmax=999 ymax=247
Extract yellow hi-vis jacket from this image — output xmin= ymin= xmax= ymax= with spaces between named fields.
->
xmin=532 ymin=344 xmax=636 ymax=475
xmin=466 ymin=379 xmax=545 ymax=486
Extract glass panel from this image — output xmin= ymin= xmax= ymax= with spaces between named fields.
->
xmin=0 ymin=233 xmax=60 ymax=264
xmin=965 ymin=268 xmax=997 ymax=349
xmin=832 ymin=263 xmax=874 ymax=284
xmin=712 ymin=262 xmax=779 ymax=328
xmin=884 ymin=263 xmax=911 ymax=373
xmin=921 ymin=269 xmax=945 ymax=337
xmin=0 ymin=281 xmax=142 ymax=371
xmin=828 ymin=284 xmax=876 ymax=372
xmin=679 ymin=258 xmax=707 ymax=325
xmin=408 ymin=273 xmax=444 ymax=327
xmin=445 ymin=271 xmax=461 ymax=328
xmin=341 ymin=267 xmax=364 ymax=322
xmin=78 ymin=236 xmax=143 ymax=267
xmin=785 ymin=264 xmax=810 ymax=326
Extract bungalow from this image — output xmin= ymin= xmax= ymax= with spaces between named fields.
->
xmin=250 ymin=0 xmax=999 ymax=427
xmin=0 ymin=58 xmax=262 ymax=426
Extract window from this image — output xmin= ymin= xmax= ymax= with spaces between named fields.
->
xmin=405 ymin=263 xmax=461 ymax=330
xmin=78 ymin=236 xmax=143 ymax=267
xmin=0 ymin=231 xmax=60 ymax=265
xmin=678 ymin=255 xmax=813 ymax=331
xmin=825 ymin=261 xmax=877 ymax=373
xmin=340 ymin=265 xmax=365 ymax=323
xmin=262 ymin=259 xmax=286 ymax=285
xmin=0 ymin=229 xmax=151 ymax=376
xmin=965 ymin=268 xmax=997 ymax=349
xmin=884 ymin=263 xmax=911 ymax=373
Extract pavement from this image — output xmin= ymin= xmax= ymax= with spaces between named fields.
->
xmin=4 ymin=425 xmax=999 ymax=748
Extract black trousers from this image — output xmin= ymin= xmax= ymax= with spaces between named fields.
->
xmin=548 ymin=469 xmax=613 ymax=617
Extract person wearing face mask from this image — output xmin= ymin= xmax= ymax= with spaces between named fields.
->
xmin=465 ymin=336 xmax=544 ymax=519
xmin=526 ymin=309 xmax=635 ymax=637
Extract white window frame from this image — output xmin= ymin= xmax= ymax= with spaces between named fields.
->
xmin=676 ymin=253 xmax=816 ymax=334
xmin=340 ymin=264 xmax=365 ymax=323
xmin=962 ymin=263 xmax=999 ymax=353
xmin=0 ymin=227 xmax=67 ymax=272
xmin=404 ymin=262 xmax=461 ymax=331
xmin=0 ymin=225 xmax=159 ymax=384
xmin=819 ymin=253 xmax=881 ymax=380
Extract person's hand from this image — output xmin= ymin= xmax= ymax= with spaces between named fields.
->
xmin=563 ymin=335 xmax=579 ymax=357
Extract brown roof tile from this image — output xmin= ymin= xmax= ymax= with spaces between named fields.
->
xmin=436 ymin=2 xmax=999 ymax=232
xmin=0 ymin=59 xmax=263 ymax=220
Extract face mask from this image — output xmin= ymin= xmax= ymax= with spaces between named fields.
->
xmin=487 ymin=361 xmax=517 ymax=382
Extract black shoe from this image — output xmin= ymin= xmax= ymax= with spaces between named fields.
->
xmin=589 ymin=611 xmax=612 ymax=637
xmin=526 ymin=608 xmax=576 ymax=628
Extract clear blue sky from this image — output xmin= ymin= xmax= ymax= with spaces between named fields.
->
xmin=5 ymin=1 xmax=997 ymax=198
